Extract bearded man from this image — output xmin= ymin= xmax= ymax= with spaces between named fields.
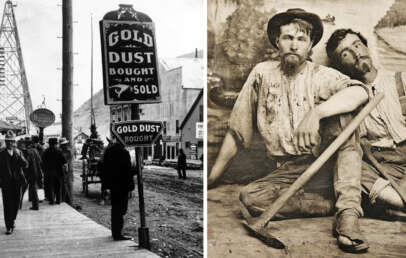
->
xmin=209 ymin=9 xmax=371 ymax=253
xmin=327 ymin=29 xmax=406 ymax=218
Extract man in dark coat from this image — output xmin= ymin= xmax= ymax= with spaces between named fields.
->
xmin=101 ymin=138 xmax=135 ymax=241
xmin=42 ymin=138 xmax=66 ymax=205
xmin=0 ymin=131 xmax=28 ymax=234
xmin=22 ymin=137 xmax=43 ymax=210
xmin=59 ymin=137 xmax=73 ymax=205
xmin=177 ymin=149 xmax=187 ymax=179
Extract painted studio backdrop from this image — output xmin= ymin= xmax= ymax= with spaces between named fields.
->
xmin=208 ymin=0 xmax=406 ymax=183
xmin=207 ymin=0 xmax=406 ymax=257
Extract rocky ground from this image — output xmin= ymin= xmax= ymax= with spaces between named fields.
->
xmin=71 ymin=160 xmax=203 ymax=258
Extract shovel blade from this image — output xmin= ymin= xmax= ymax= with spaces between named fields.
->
xmin=242 ymin=220 xmax=286 ymax=249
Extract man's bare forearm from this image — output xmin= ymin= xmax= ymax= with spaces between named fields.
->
xmin=294 ymin=86 xmax=368 ymax=150
xmin=208 ymin=132 xmax=238 ymax=186
xmin=315 ymin=86 xmax=368 ymax=119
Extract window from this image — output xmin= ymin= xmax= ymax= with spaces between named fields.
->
xmin=163 ymin=121 xmax=167 ymax=134
xmin=123 ymin=106 xmax=128 ymax=121
xmin=171 ymin=146 xmax=175 ymax=159
xmin=170 ymin=103 xmax=174 ymax=116
xmin=199 ymin=105 xmax=203 ymax=122
xmin=176 ymin=120 xmax=179 ymax=134
xmin=186 ymin=141 xmax=190 ymax=148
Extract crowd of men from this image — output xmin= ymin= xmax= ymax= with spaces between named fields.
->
xmin=0 ymin=133 xmax=72 ymax=235
xmin=209 ymin=8 xmax=406 ymax=254
xmin=0 ymin=133 xmax=136 ymax=241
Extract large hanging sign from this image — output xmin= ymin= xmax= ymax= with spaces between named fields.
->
xmin=100 ymin=20 xmax=161 ymax=105
xmin=29 ymin=108 xmax=55 ymax=128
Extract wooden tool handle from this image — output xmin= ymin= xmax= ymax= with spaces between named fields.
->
xmin=252 ymin=93 xmax=384 ymax=229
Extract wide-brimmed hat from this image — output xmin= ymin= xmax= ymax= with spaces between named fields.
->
xmin=48 ymin=137 xmax=58 ymax=145
xmin=59 ymin=137 xmax=69 ymax=145
xmin=267 ymin=8 xmax=323 ymax=49
xmin=5 ymin=130 xmax=16 ymax=141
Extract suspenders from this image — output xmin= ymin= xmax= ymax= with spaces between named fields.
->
xmin=395 ymin=71 xmax=406 ymax=115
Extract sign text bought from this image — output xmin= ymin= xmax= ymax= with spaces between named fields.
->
xmin=100 ymin=20 xmax=161 ymax=105
xmin=111 ymin=121 xmax=163 ymax=146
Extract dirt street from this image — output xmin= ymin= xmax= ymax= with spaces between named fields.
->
xmin=71 ymin=160 xmax=203 ymax=258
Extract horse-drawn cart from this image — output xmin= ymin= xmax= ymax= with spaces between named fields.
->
xmin=81 ymin=157 xmax=102 ymax=196
xmin=80 ymin=138 xmax=104 ymax=197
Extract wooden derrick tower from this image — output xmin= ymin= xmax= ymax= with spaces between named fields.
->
xmin=0 ymin=0 xmax=32 ymax=133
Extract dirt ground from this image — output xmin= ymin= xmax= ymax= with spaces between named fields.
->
xmin=208 ymin=184 xmax=406 ymax=258
xmin=71 ymin=160 xmax=203 ymax=258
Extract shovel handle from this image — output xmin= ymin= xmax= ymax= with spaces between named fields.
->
xmin=252 ymin=93 xmax=384 ymax=229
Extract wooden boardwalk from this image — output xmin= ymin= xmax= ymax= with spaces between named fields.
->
xmin=0 ymin=190 xmax=159 ymax=258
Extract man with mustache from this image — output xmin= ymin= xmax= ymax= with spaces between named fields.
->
xmin=327 ymin=29 xmax=406 ymax=218
xmin=209 ymin=9 xmax=371 ymax=253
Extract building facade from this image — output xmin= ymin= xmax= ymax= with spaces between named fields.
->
xmin=180 ymin=90 xmax=203 ymax=160
xmin=110 ymin=51 xmax=204 ymax=161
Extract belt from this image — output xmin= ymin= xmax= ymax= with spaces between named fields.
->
xmin=371 ymin=140 xmax=406 ymax=152
xmin=371 ymin=146 xmax=394 ymax=152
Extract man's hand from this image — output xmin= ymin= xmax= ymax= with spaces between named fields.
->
xmin=294 ymin=108 xmax=322 ymax=152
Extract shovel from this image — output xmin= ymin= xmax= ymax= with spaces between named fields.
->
xmin=243 ymin=93 xmax=384 ymax=248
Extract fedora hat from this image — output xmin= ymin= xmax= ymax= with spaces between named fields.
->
xmin=59 ymin=137 xmax=69 ymax=145
xmin=48 ymin=137 xmax=58 ymax=145
xmin=5 ymin=130 xmax=16 ymax=141
xmin=267 ymin=8 xmax=323 ymax=49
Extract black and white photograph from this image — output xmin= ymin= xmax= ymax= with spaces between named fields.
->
xmin=0 ymin=0 xmax=204 ymax=257
xmin=208 ymin=0 xmax=406 ymax=257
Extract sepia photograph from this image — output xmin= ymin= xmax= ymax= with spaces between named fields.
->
xmin=0 ymin=0 xmax=204 ymax=257
xmin=208 ymin=0 xmax=406 ymax=257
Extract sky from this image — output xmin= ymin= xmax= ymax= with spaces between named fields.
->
xmin=6 ymin=0 xmax=205 ymax=119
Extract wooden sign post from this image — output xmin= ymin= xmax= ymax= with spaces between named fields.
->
xmin=100 ymin=4 xmax=161 ymax=250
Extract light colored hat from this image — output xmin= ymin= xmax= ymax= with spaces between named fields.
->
xmin=59 ymin=137 xmax=69 ymax=145
xmin=5 ymin=130 xmax=16 ymax=141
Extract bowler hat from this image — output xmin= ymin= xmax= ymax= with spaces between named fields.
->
xmin=267 ymin=8 xmax=323 ymax=49
xmin=59 ymin=137 xmax=69 ymax=145
xmin=48 ymin=137 xmax=58 ymax=145
xmin=5 ymin=130 xmax=16 ymax=141
xmin=24 ymin=136 xmax=32 ymax=145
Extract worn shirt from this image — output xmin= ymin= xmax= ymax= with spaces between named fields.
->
xmin=229 ymin=60 xmax=362 ymax=157
xmin=360 ymin=70 xmax=406 ymax=147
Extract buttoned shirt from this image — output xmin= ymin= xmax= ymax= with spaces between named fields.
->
xmin=229 ymin=60 xmax=362 ymax=157
xmin=360 ymin=70 xmax=406 ymax=147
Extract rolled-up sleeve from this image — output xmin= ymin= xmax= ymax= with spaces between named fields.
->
xmin=318 ymin=67 xmax=367 ymax=101
xmin=228 ymin=66 xmax=259 ymax=149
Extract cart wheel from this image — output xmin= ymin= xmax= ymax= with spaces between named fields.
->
xmin=85 ymin=175 xmax=89 ymax=196
xmin=82 ymin=160 xmax=86 ymax=193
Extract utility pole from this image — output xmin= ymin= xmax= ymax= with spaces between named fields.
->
xmin=62 ymin=0 xmax=73 ymax=202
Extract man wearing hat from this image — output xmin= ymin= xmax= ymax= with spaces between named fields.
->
xmin=20 ymin=137 xmax=43 ymax=210
xmin=42 ymin=137 xmax=66 ymax=205
xmin=0 ymin=130 xmax=28 ymax=234
xmin=59 ymin=137 xmax=73 ymax=205
xmin=208 ymin=8 xmax=370 ymax=252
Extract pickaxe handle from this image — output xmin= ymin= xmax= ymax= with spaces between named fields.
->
xmin=361 ymin=143 xmax=406 ymax=204
xmin=250 ymin=93 xmax=384 ymax=230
